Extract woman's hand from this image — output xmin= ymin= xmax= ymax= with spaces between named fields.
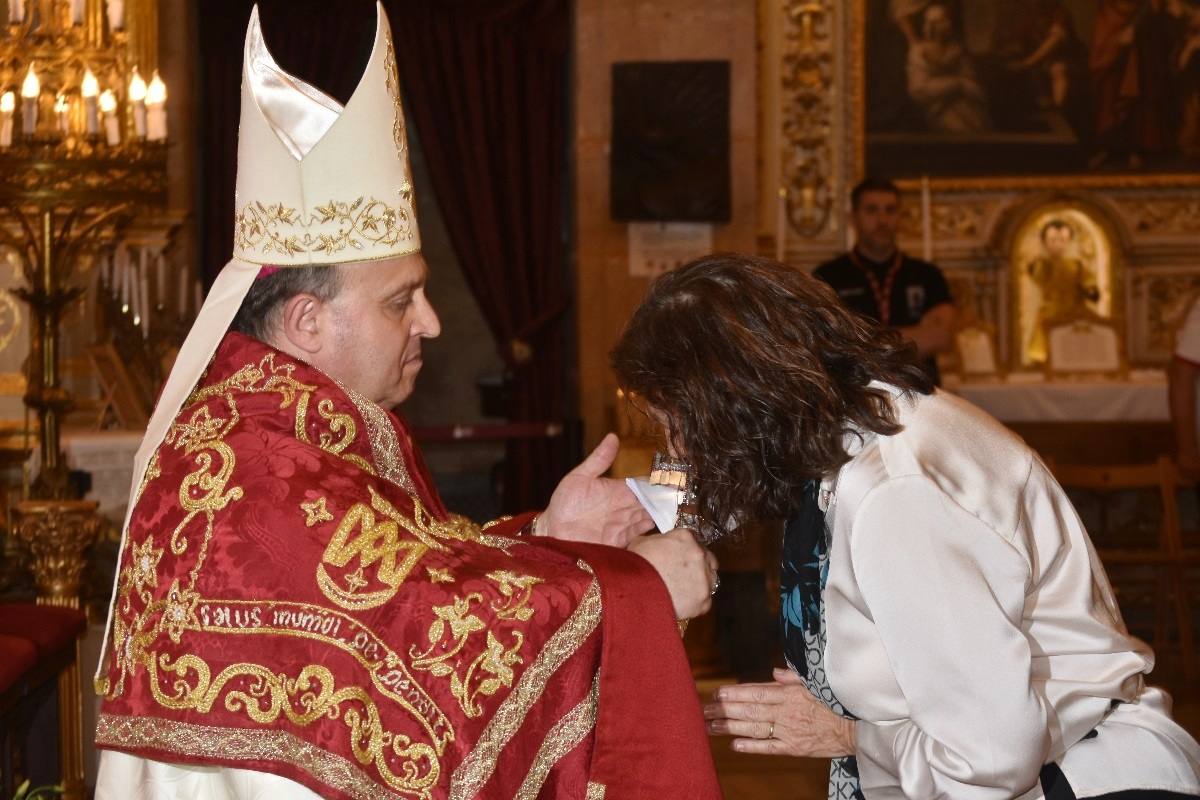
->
xmin=703 ymin=668 xmax=856 ymax=757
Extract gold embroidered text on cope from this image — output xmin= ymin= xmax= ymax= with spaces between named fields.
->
xmin=515 ymin=672 xmax=600 ymax=800
xmin=190 ymin=596 xmax=454 ymax=750
xmin=96 ymin=714 xmax=405 ymax=800
xmin=234 ymin=197 xmax=416 ymax=259
xmin=448 ymin=577 xmax=603 ymax=800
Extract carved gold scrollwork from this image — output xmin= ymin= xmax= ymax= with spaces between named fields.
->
xmin=781 ymin=0 xmax=835 ymax=238
xmin=1117 ymin=197 xmax=1200 ymax=237
xmin=899 ymin=200 xmax=989 ymax=241
xmin=13 ymin=499 xmax=102 ymax=606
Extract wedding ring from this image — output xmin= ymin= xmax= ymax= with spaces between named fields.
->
xmin=767 ymin=721 xmax=775 ymax=739
xmin=710 ymin=573 xmax=721 ymax=596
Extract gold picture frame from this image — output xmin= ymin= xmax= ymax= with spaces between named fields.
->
xmin=850 ymin=0 xmax=1200 ymax=190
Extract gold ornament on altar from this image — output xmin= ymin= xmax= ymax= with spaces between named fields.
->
xmin=13 ymin=498 xmax=101 ymax=608
xmin=1009 ymin=202 xmax=1123 ymax=371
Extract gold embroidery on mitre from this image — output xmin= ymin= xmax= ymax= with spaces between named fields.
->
xmin=384 ymin=38 xmax=410 ymax=171
xmin=233 ymin=197 xmax=416 ymax=259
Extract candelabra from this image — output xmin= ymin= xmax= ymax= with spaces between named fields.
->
xmin=0 ymin=0 xmax=167 ymax=498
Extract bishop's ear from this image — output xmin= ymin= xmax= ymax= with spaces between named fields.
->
xmin=275 ymin=291 xmax=328 ymax=357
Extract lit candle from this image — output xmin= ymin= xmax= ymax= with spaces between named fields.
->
xmin=99 ymin=89 xmax=119 ymax=145
xmin=54 ymin=94 xmax=69 ymax=135
xmin=776 ymin=186 xmax=787 ymax=263
xmin=70 ymin=0 xmax=84 ymax=24
xmin=130 ymin=263 xmax=141 ymax=326
xmin=138 ymin=251 xmax=150 ymax=336
xmin=20 ymin=64 xmax=39 ymax=136
xmin=81 ymin=68 xmax=99 ymax=135
xmin=106 ymin=0 xmax=123 ymax=30
xmin=128 ymin=67 xmax=146 ymax=139
xmin=921 ymin=174 xmax=933 ymax=263
xmin=0 ymin=92 xmax=13 ymax=149
xmin=117 ymin=247 xmax=130 ymax=311
xmin=8 ymin=0 xmax=23 ymax=23
xmin=145 ymin=71 xmax=166 ymax=141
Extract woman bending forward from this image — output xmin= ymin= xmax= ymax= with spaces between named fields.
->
xmin=611 ymin=254 xmax=1200 ymax=799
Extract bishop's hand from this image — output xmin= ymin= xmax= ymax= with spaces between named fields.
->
xmin=539 ymin=433 xmax=655 ymax=547
xmin=627 ymin=528 xmax=718 ymax=620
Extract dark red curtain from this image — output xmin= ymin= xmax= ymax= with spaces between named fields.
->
xmin=390 ymin=1 xmax=571 ymax=511
xmin=197 ymin=0 xmax=572 ymax=512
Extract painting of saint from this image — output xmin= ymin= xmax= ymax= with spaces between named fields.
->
xmin=863 ymin=0 xmax=1200 ymax=178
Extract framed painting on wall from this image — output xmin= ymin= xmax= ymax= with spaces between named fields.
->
xmin=855 ymin=0 xmax=1200 ymax=185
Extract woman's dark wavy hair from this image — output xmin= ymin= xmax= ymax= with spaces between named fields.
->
xmin=611 ymin=253 xmax=934 ymax=528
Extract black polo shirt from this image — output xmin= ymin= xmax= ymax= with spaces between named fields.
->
xmin=813 ymin=249 xmax=952 ymax=383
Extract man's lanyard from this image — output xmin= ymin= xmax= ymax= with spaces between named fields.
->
xmin=848 ymin=249 xmax=903 ymax=326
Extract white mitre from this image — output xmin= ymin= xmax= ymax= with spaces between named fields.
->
xmin=233 ymin=3 xmax=419 ymax=264
xmin=95 ymin=1 xmax=419 ymax=691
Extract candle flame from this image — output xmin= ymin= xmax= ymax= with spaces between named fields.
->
xmin=0 ymin=92 xmax=13 ymax=114
xmin=20 ymin=64 xmax=40 ymax=99
xmin=82 ymin=68 xmax=99 ymax=98
xmin=146 ymin=71 xmax=166 ymax=105
xmin=99 ymin=89 xmax=117 ymax=114
xmin=128 ymin=67 xmax=146 ymax=102
xmin=54 ymin=94 xmax=69 ymax=113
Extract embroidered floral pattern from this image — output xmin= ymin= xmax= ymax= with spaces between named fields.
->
xmin=233 ymin=197 xmax=416 ymax=259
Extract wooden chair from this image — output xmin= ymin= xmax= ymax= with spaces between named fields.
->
xmin=1047 ymin=457 xmax=1198 ymax=679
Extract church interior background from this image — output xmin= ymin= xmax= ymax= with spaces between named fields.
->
xmin=0 ymin=0 xmax=1198 ymax=797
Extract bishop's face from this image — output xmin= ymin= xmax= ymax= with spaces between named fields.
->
xmin=316 ymin=253 xmax=441 ymax=409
